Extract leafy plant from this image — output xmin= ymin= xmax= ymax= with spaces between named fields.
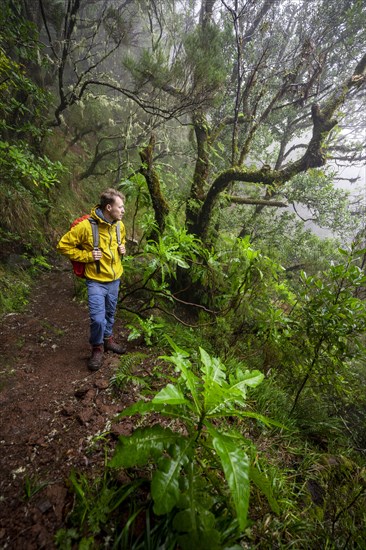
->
xmin=0 ymin=267 xmax=31 ymax=314
xmin=110 ymin=340 xmax=281 ymax=548
xmin=0 ymin=35 xmax=50 ymax=140
xmin=29 ymin=255 xmax=52 ymax=271
xmin=144 ymin=226 xmax=202 ymax=283
xmin=287 ymin=245 xmax=366 ymax=412
xmin=0 ymin=141 xmax=65 ymax=190
xmin=283 ymin=169 xmax=354 ymax=236
xmin=23 ymin=476 xmax=48 ymax=501
xmin=126 ymin=315 xmax=166 ymax=346
xmin=56 ymin=469 xmax=143 ymax=549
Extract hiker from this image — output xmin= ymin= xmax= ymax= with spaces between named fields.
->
xmin=57 ymin=188 xmax=127 ymax=371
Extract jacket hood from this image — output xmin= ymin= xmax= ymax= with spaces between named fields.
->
xmin=90 ymin=206 xmax=117 ymax=226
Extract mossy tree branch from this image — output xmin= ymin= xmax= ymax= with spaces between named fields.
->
xmin=193 ymin=53 xmax=366 ymax=240
xmin=228 ymin=196 xmax=288 ymax=208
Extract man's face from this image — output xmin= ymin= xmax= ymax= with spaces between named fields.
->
xmin=105 ymin=197 xmax=125 ymax=221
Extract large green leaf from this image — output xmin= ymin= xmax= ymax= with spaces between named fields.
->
xmin=115 ymin=400 xmax=164 ymax=418
xmin=200 ymin=348 xmax=228 ymax=415
xmin=249 ymin=465 xmax=280 ymax=514
xmin=204 ymin=382 xmax=245 ymax=415
xmin=230 ymin=369 xmax=264 ymax=388
xmin=109 ymin=425 xmax=184 ymax=468
xmin=176 ymin=361 xmax=201 ymax=414
xmin=160 ymin=348 xmax=201 ymax=414
xmin=177 ymin=528 xmax=222 ymax=550
xmin=151 ymin=437 xmax=192 ymax=515
xmin=207 ymin=409 xmax=287 ymax=429
xmin=173 ymin=505 xmax=217 ymax=535
xmin=205 ymin=423 xmax=250 ymax=531
xmin=115 ymin=399 xmax=195 ymax=425
xmin=172 ymin=468 xmax=221 ymax=550
xmin=205 ymin=374 xmax=263 ymax=415
xmin=164 ymin=334 xmax=191 ymax=359
xmin=200 ymin=347 xmax=226 ymax=386
xmin=152 ymin=383 xmax=192 ymax=407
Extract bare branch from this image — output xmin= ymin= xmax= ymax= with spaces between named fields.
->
xmin=282 ymin=143 xmax=308 ymax=162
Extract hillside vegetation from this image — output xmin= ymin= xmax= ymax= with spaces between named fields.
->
xmin=1 ymin=1 xmax=366 ymax=548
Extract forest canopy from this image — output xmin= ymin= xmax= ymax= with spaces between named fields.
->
xmin=2 ymin=0 xmax=364 ymax=249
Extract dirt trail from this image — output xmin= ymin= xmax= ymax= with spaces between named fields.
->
xmin=0 ymin=266 xmax=136 ymax=549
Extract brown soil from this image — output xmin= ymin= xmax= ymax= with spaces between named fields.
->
xmin=0 ymin=266 xmax=151 ymax=549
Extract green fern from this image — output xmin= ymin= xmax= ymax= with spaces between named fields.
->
xmin=110 ymin=352 xmax=149 ymax=390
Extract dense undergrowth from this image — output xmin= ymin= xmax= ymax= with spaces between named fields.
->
xmin=52 ymin=239 xmax=366 ymax=549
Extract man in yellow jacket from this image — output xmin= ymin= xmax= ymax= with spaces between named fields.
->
xmin=57 ymin=188 xmax=126 ymax=371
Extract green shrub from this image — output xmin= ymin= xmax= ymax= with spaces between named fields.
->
xmin=110 ymin=341 xmax=280 ymax=548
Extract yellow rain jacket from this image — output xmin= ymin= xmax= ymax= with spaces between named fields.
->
xmin=57 ymin=207 xmax=126 ymax=282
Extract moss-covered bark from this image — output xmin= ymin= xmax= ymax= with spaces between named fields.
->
xmin=139 ymin=134 xmax=169 ymax=242
xmin=185 ymin=112 xmax=210 ymax=233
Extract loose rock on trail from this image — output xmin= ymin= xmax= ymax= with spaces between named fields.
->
xmin=0 ymin=268 xmax=138 ymax=549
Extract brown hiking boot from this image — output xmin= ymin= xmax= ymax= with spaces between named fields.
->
xmin=104 ymin=335 xmax=126 ymax=355
xmin=88 ymin=345 xmax=104 ymax=371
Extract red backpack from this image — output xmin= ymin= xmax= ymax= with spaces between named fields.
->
xmin=70 ymin=215 xmax=121 ymax=278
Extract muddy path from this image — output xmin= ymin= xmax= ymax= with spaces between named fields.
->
xmin=0 ymin=266 xmax=145 ymax=549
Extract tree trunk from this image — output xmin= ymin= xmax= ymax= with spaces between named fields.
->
xmin=185 ymin=112 xmax=210 ymax=233
xmin=139 ymin=135 xmax=169 ymax=242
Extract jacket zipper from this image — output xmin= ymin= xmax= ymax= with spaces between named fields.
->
xmin=109 ymin=226 xmax=116 ymax=279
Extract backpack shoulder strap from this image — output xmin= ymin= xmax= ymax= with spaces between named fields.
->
xmin=88 ymin=218 xmax=101 ymax=273
xmin=88 ymin=218 xmax=99 ymax=249
xmin=115 ymin=221 xmax=121 ymax=246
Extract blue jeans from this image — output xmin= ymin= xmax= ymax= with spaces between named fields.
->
xmin=85 ymin=279 xmax=120 ymax=346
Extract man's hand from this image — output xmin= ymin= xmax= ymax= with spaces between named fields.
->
xmin=92 ymin=249 xmax=102 ymax=260
xmin=118 ymin=244 xmax=126 ymax=255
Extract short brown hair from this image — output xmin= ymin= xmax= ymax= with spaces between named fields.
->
xmin=99 ymin=188 xmax=125 ymax=209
